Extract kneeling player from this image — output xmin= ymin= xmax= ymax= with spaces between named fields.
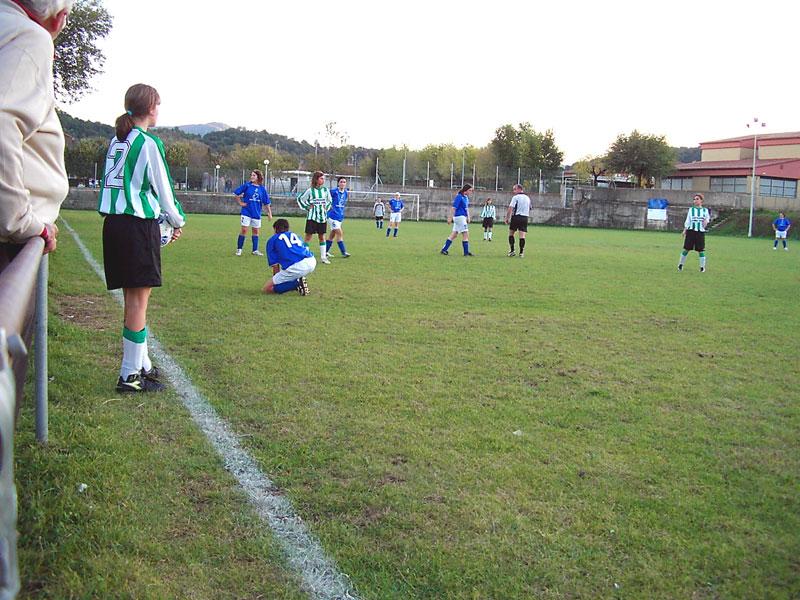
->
xmin=263 ymin=219 xmax=316 ymax=295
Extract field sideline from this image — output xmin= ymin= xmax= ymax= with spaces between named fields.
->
xmin=15 ymin=210 xmax=800 ymax=599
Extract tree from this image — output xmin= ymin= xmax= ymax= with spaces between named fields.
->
xmin=605 ymin=131 xmax=676 ymax=188
xmin=490 ymin=122 xmax=564 ymax=172
xmin=64 ymin=137 xmax=106 ymax=178
xmin=571 ymin=155 xmax=609 ymax=186
xmin=53 ymin=0 xmax=112 ymax=102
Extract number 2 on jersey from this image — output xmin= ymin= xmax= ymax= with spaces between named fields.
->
xmin=104 ymin=140 xmax=130 ymax=189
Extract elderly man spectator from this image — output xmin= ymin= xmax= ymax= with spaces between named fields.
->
xmin=0 ymin=0 xmax=72 ymax=268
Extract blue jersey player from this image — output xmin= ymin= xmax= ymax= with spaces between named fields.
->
xmin=387 ymin=192 xmax=404 ymax=238
xmin=773 ymin=212 xmax=791 ymax=251
xmin=325 ymin=176 xmax=351 ymax=258
xmin=440 ymin=183 xmax=473 ymax=256
xmin=233 ymin=169 xmax=272 ymax=256
xmin=263 ymin=219 xmax=316 ymax=296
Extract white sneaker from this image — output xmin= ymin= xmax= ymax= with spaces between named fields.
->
xmin=321 ymin=256 xmax=331 ymax=264
xmin=773 ymin=247 xmax=777 ymax=250
xmin=235 ymin=249 xmax=242 ymax=256
xmin=252 ymin=250 xmax=264 ymax=256
xmin=785 ymin=247 xmax=789 ymax=251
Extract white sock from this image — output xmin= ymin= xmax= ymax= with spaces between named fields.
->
xmin=700 ymin=256 xmax=706 ymax=269
xmin=142 ymin=341 xmax=152 ymax=372
xmin=319 ymin=243 xmax=326 ymax=259
xmin=121 ymin=338 xmax=146 ymax=378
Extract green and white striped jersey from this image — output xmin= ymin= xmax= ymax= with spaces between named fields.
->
xmin=684 ymin=206 xmax=710 ymax=232
xmin=480 ymin=204 xmax=497 ymax=219
xmin=297 ymin=186 xmax=331 ymax=223
xmin=97 ymin=127 xmax=186 ymax=228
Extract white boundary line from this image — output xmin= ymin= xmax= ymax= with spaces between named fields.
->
xmin=60 ymin=217 xmax=359 ymax=600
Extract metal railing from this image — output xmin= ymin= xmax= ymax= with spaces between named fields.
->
xmin=0 ymin=236 xmax=50 ymax=600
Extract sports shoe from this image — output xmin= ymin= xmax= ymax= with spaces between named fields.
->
xmin=464 ymin=252 xmax=474 ymax=256
xmin=507 ymin=251 xmax=516 ymax=257
xmin=677 ymin=264 xmax=683 ymax=271
xmin=116 ymin=372 xmax=165 ymax=393
xmin=252 ymin=250 xmax=264 ymax=256
xmin=700 ymin=266 xmax=705 ymax=273
xmin=321 ymin=256 xmax=331 ymax=264
xmin=141 ymin=366 xmax=161 ymax=382
xmin=235 ymin=249 xmax=242 ymax=256
xmin=440 ymin=249 xmax=449 ymax=255
xmin=341 ymin=252 xmax=351 ymax=258
xmin=773 ymin=246 xmax=778 ymax=250
xmin=785 ymin=247 xmax=789 ymax=251
xmin=519 ymin=252 xmax=524 ymax=258
xmin=296 ymin=277 xmax=310 ymax=296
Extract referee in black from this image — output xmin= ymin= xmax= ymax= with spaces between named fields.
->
xmin=505 ymin=184 xmax=532 ymax=257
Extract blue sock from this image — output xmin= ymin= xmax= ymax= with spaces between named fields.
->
xmin=237 ymin=235 xmax=245 ymax=249
xmin=326 ymin=240 xmax=333 ymax=253
xmin=775 ymin=240 xmax=779 ymax=248
xmin=462 ymin=241 xmax=470 ymax=255
xmin=338 ymin=241 xmax=346 ymax=254
xmin=393 ymin=228 xmax=398 ymax=237
xmin=386 ymin=228 xmax=390 ymax=237
xmin=252 ymin=235 xmax=259 ymax=252
xmin=274 ymin=280 xmax=297 ymax=294
xmin=442 ymin=239 xmax=452 ymax=252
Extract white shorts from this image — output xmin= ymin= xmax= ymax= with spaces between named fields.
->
xmin=389 ymin=212 xmax=402 ymax=223
xmin=272 ymin=256 xmax=316 ymax=285
xmin=451 ymin=215 xmax=469 ymax=233
xmin=775 ymin=230 xmax=788 ymax=239
xmin=328 ymin=218 xmax=343 ymax=231
xmin=241 ymin=215 xmax=262 ymax=228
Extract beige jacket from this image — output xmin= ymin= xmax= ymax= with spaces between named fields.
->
xmin=0 ymin=0 xmax=68 ymax=243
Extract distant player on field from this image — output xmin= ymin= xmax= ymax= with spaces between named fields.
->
xmin=440 ymin=183 xmax=473 ymax=256
xmin=678 ymin=193 xmax=711 ymax=272
xmin=263 ymin=219 xmax=316 ymax=296
xmin=233 ymin=169 xmax=271 ymax=256
xmin=772 ymin=212 xmax=791 ymax=251
xmin=386 ymin=192 xmax=404 ymax=238
xmin=325 ymin=176 xmax=351 ymax=258
xmin=481 ymin=197 xmax=496 ymax=241
xmin=373 ymin=198 xmax=386 ymax=229
xmin=505 ymin=184 xmax=531 ymax=257
xmin=297 ymin=170 xmax=332 ymax=264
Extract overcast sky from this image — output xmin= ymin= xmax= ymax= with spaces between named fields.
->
xmin=63 ymin=0 xmax=799 ymax=163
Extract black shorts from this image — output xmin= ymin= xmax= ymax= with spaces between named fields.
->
xmin=683 ymin=230 xmax=706 ymax=252
xmin=305 ymin=219 xmax=327 ymax=235
xmin=375 ymin=215 xmax=383 ymax=221
xmin=509 ymin=214 xmax=528 ymax=232
xmin=102 ymin=214 xmax=161 ymax=290
xmin=482 ymin=217 xmax=494 ymax=228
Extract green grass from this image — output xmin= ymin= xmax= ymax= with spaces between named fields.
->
xmin=16 ymin=210 xmax=800 ymax=599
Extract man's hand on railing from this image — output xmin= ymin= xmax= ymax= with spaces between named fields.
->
xmin=39 ymin=223 xmax=58 ymax=254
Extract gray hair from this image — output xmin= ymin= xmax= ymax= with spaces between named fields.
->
xmin=16 ymin=0 xmax=73 ymax=19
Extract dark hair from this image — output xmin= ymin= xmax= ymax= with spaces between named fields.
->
xmin=115 ymin=83 xmax=160 ymax=141
xmin=312 ymin=171 xmax=325 ymax=188
xmin=273 ymin=218 xmax=290 ymax=232
xmin=513 ymin=184 xmax=523 ymax=192
xmin=458 ymin=183 xmax=473 ymax=195
xmin=337 ymin=176 xmax=347 ymax=184
xmin=251 ymin=169 xmax=264 ymax=185
xmin=485 ymin=197 xmax=493 ymax=204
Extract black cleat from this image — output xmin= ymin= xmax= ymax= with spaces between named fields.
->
xmin=508 ymin=250 xmax=516 ymax=257
xmin=116 ymin=372 xmax=165 ymax=393
xmin=677 ymin=264 xmax=683 ymax=271
xmin=440 ymin=249 xmax=449 ymax=255
xmin=141 ymin=366 xmax=161 ymax=382
xmin=297 ymin=276 xmax=310 ymax=296
xmin=341 ymin=252 xmax=351 ymax=258
xmin=700 ymin=266 xmax=705 ymax=273
xmin=464 ymin=252 xmax=474 ymax=256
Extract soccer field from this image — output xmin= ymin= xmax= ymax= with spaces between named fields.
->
xmin=16 ymin=210 xmax=800 ymax=599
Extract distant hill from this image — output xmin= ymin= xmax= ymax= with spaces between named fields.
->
xmin=176 ymin=122 xmax=230 ymax=137
xmin=674 ymin=146 xmax=701 ymax=163
xmin=57 ymin=110 xmax=113 ymax=140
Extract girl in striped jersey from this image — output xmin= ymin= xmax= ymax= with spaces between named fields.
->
xmin=297 ymin=170 xmax=332 ymax=264
xmin=679 ymin=193 xmax=710 ymax=273
xmin=481 ymin=198 xmax=496 ymax=241
xmin=98 ymin=84 xmax=186 ymax=393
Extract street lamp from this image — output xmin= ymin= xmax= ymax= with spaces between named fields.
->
xmin=746 ymin=118 xmax=766 ymax=238
xmin=214 ymin=164 xmax=220 ymax=193
xmin=263 ymin=159 xmax=269 ymax=193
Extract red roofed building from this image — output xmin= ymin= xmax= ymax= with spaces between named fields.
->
xmin=661 ymin=132 xmax=800 ymax=209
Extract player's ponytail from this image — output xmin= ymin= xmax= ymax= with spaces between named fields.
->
xmin=252 ymin=170 xmax=264 ymax=185
xmin=115 ymin=83 xmax=160 ymax=141
xmin=458 ymin=183 xmax=473 ymax=195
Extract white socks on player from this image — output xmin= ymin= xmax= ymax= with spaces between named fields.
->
xmin=319 ymin=243 xmax=326 ymax=259
xmin=121 ymin=337 xmax=146 ymax=378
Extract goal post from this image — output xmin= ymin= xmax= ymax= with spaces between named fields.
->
xmin=347 ymin=190 xmax=421 ymax=221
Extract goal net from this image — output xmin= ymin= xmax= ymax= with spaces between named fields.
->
xmin=346 ymin=190 xmax=421 ymax=221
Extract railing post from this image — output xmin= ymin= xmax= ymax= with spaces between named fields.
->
xmin=0 ymin=329 xmax=20 ymax=600
xmin=35 ymin=255 xmax=48 ymax=444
